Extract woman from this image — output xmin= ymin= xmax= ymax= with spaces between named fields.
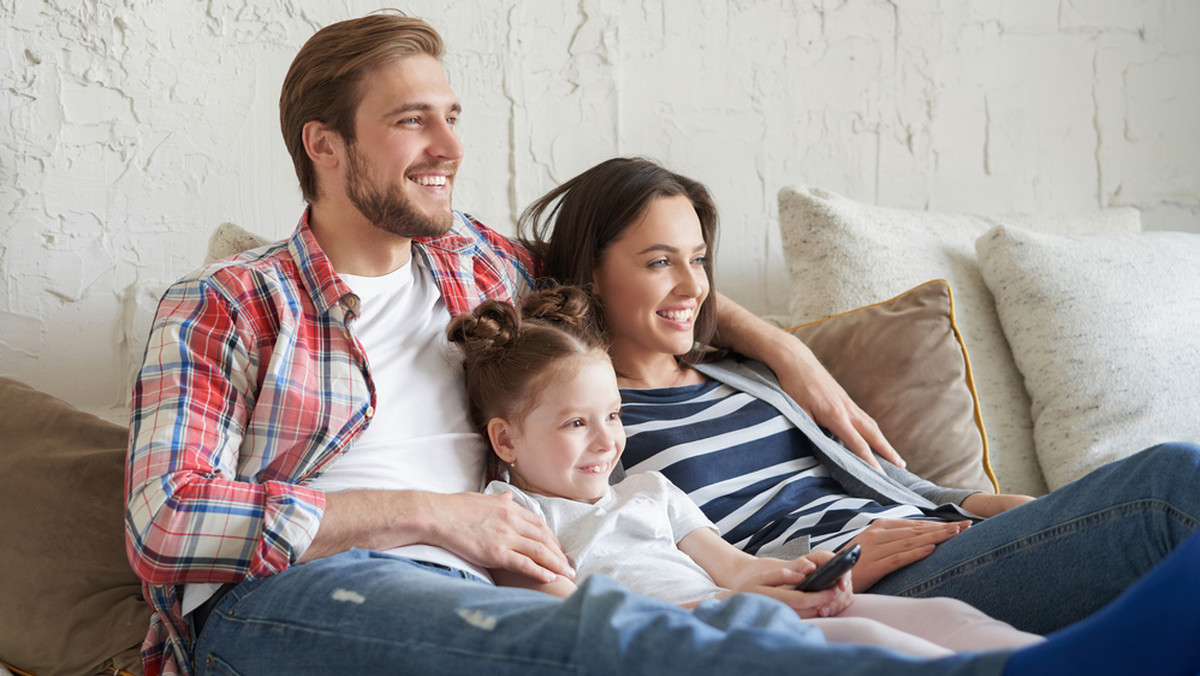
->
xmin=519 ymin=156 xmax=1200 ymax=634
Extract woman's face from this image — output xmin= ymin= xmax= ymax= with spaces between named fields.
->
xmin=592 ymin=194 xmax=710 ymax=369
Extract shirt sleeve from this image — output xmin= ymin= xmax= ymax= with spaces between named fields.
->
xmin=654 ymin=472 xmax=720 ymax=544
xmin=125 ymin=275 xmax=325 ymax=587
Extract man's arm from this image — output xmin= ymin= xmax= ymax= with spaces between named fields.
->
xmin=711 ymin=291 xmax=905 ymax=470
xmin=301 ymin=489 xmax=573 ymax=583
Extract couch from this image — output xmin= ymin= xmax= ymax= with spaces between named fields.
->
xmin=3 ymin=186 xmax=1198 ymax=676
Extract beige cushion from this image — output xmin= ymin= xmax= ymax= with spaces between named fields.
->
xmin=0 ymin=377 xmax=147 ymax=676
xmin=789 ymin=280 xmax=995 ymax=492
xmin=778 ymin=185 xmax=1141 ymax=496
xmin=976 ymin=226 xmax=1200 ymax=490
xmin=205 ymin=222 xmax=270 ymax=264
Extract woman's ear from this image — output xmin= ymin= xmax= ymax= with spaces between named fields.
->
xmin=487 ymin=418 xmax=519 ymax=464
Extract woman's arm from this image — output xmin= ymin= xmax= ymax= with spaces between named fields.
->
xmin=711 ymin=292 xmax=904 ymax=470
xmin=676 ymin=528 xmax=852 ymax=618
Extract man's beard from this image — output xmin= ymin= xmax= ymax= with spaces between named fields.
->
xmin=345 ymin=143 xmax=454 ymax=239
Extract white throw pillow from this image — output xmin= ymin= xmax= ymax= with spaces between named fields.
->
xmin=778 ymin=185 xmax=1140 ymax=496
xmin=975 ymin=226 xmax=1200 ymax=491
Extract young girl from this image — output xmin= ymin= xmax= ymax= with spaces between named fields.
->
xmin=446 ymin=286 xmax=1043 ymax=657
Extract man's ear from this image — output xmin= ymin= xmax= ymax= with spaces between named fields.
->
xmin=487 ymin=418 xmax=519 ymax=464
xmin=302 ymin=120 xmax=342 ymax=170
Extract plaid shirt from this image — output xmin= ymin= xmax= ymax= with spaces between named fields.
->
xmin=125 ymin=209 xmax=537 ymax=676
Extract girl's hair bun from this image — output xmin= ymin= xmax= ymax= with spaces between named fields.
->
xmin=446 ymin=299 xmax=521 ymax=360
xmin=522 ymin=283 xmax=601 ymax=343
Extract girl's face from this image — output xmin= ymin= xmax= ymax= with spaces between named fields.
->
xmin=488 ymin=356 xmax=625 ymax=504
xmin=592 ymin=194 xmax=710 ymax=369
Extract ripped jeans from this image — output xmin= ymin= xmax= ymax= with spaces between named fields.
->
xmin=192 ymin=550 xmax=1007 ymax=676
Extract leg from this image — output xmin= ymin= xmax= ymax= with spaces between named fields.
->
xmin=871 ymin=443 xmax=1200 ymax=633
xmin=1004 ymin=529 xmax=1200 ymax=676
xmin=838 ymin=595 xmax=1043 ymax=652
xmin=193 ymin=550 xmax=1009 ymax=675
xmin=804 ymin=616 xmax=954 ymax=658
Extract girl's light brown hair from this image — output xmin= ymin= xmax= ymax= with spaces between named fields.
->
xmin=447 ymin=285 xmax=608 ymax=481
xmin=280 ymin=11 xmax=444 ymax=203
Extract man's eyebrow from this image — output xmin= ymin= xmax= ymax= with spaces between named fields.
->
xmin=382 ymin=102 xmax=462 ymax=118
xmin=635 ymin=242 xmax=708 ymax=255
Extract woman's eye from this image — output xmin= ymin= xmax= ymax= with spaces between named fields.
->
xmin=692 ymin=256 xmax=709 ymax=266
xmin=648 ymin=259 xmax=669 ymax=268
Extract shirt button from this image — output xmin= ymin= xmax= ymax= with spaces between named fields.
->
xmin=365 ymin=406 xmax=375 ymax=418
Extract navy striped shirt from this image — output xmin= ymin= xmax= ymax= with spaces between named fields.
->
xmin=620 ymin=379 xmax=931 ymax=555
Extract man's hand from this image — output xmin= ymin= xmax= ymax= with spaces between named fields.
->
xmin=711 ymin=291 xmax=905 ymax=471
xmin=299 ymin=489 xmax=574 ymax=583
xmin=843 ymin=519 xmax=970 ymax=591
xmin=427 ymin=491 xmax=575 ymax=583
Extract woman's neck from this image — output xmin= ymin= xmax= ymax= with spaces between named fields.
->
xmin=612 ymin=351 xmax=704 ymax=390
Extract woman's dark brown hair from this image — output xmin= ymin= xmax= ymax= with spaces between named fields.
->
xmin=518 ymin=157 xmax=719 ymax=363
xmin=447 ymin=285 xmax=608 ymax=480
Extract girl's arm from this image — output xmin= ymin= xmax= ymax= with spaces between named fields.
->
xmin=488 ymin=567 xmax=579 ymax=599
xmin=676 ymin=528 xmax=852 ymax=618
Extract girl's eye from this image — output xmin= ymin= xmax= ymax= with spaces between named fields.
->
xmin=608 ymin=410 xmax=622 ymax=421
xmin=566 ymin=419 xmax=586 ymax=428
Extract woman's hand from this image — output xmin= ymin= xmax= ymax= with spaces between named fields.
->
xmin=771 ymin=351 xmax=904 ymax=471
xmin=961 ymin=493 xmax=1036 ymax=518
xmin=710 ymin=292 xmax=905 ymax=471
xmin=843 ymin=519 xmax=970 ymax=591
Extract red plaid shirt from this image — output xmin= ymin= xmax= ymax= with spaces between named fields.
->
xmin=125 ymin=209 xmax=537 ymax=675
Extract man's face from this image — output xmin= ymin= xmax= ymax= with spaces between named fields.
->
xmin=344 ymin=54 xmax=464 ymax=239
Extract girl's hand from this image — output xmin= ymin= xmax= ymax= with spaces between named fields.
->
xmin=844 ymin=519 xmax=970 ymax=591
xmin=714 ymin=553 xmax=853 ymax=619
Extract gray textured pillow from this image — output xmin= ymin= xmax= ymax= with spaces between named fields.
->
xmin=976 ymin=226 xmax=1200 ymax=490
xmin=778 ymin=185 xmax=1141 ymax=496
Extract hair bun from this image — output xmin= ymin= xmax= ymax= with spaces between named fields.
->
xmin=521 ymin=285 xmax=598 ymax=339
xmin=446 ymin=299 xmax=520 ymax=360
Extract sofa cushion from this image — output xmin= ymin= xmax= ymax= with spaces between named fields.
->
xmin=0 ymin=377 xmax=147 ymax=676
xmin=976 ymin=226 xmax=1200 ymax=490
xmin=778 ymin=185 xmax=1141 ymax=496
xmin=789 ymin=280 xmax=995 ymax=492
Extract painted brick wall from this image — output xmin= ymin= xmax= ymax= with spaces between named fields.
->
xmin=2 ymin=0 xmax=1198 ymax=408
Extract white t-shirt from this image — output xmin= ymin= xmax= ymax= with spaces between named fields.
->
xmin=485 ymin=472 xmax=724 ymax=605
xmin=311 ymin=256 xmax=490 ymax=580
xmin=184 ymin=256 xmax=488 ymax=615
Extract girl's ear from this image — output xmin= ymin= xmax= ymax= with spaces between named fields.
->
xmin=487 ymin=418 xmax=519 ymax=464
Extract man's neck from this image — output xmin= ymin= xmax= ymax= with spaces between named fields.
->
xmin=308 ymin=198 xmax=415 ymax=276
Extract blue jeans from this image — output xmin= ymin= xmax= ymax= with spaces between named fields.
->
xmin=871 ymin=443 xmax=1200 ymax=634
xmin=193 ymin=552 xmax=1007 ymax=675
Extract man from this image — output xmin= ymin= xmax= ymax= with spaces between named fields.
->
xmin=125 ymin=12 xmax=971 ymax=675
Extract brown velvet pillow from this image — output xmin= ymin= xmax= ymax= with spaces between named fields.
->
xmin=788 ymin=280 xmax=997 ymax=492
xmin=0 ymin=377 xmax=148 ymax=676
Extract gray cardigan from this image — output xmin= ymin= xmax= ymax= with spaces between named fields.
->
xmin=620 ymin=355 xmax=981 ymax=557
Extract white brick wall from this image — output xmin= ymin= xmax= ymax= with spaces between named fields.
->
xmin=2 ymin=0 xmax=1198 ymax=408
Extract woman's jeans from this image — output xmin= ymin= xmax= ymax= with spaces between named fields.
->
xmin=871 ymin=443 xmax=1200 ymax=634
xmin=193 ymin=552 xmax=1007 ymax=675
